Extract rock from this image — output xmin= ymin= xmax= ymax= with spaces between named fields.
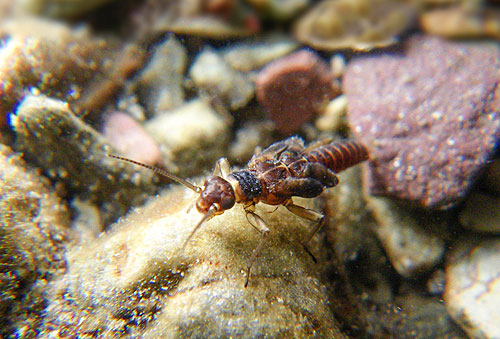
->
xmin=345 ymin=35 xmax=500 ymax=208
xmin=136 ymin=36 xmax=187 ymax=114
xmin=256 ymin=50 xmax=338 ymax=135
xmin=315 ymin=95 xmax=348 ymax=133
xmin=420 ymin=5 xmax=500 ymax=39
xmin=221 ymin=34 xmax=298 ymax=73
xmin=458 ymin=191 xmax=500 ymax=233
xmin=228 ymin=121 xmax=275 ymax=164
xmin=16 ymin=0 xmax=118 ymax=18
xmin=102 ymin=111 xmax=162 ymax=166
xmin=144 ymin=99 xmax=230 ymax=177
xmin=293 ymin=0 xmax=418 ymax=51
xmin=0 ymin=18 xmax=100 ymax=127
xmin=445 ymin=238 xmax=500 ymax=338
xmin=146 ymin=0 xmax=260 ymax=39
xmin=364 ymin=195 xmax=445 ymax=277
xmin=70 ymin=197 xmax=103 ymax=242
xmin=246 ymin=0 xmax=310 ymax=21
xmin=0 ymin=144 xmax=69 ymax=337
xmin=324 ymin=166 xmax=395 ymax=306
xmin=42 ymin=187 xmax=345 ymax=338
xmin=10 ymin=94 xmax=156 ymax=224
xmin=189 ymin=47 xmax=254 ymax=110
xmin=0 ymin=17 xmax=145 ymax=126
xmin=426 ymin=269 xmax=446 ymax=295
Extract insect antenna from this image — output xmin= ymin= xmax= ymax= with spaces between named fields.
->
xmin=107 ymin=154 xmax=201 ymax=193
xmin=182 ymin=205 xmax=216 ymax=251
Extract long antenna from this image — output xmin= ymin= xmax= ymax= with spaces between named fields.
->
xmin=107 ymin=154 xmax=201 ymax=193
xmin=182 ymin=205 xmax=216 ymax=251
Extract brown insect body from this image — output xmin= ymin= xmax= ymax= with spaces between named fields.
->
xmin=220 ymin=137 xmax=368 ymax=207
xmin=109 ymin=137 xmax=368 ymax=287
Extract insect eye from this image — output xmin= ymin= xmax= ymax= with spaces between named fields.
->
xmin=220 ymin=195 xmax=235 ymax=210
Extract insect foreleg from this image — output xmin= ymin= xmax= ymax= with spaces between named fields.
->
xmin=244 ymin=210 xmax=270 ymax=287
xmin=285 ymin=202 xmax=325 ymax=262
xmin=213 ymin=157 xmax=231 ymax=177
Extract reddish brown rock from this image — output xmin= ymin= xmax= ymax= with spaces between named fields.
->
xmin=344 ymin=35 xmax=500 ymax=208
xmin=256 ymin=50 xmax=337 ymax=135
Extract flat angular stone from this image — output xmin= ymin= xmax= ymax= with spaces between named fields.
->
xmin=344 ymin=35 xmax=500 ymax=208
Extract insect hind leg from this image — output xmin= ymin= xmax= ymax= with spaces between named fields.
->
xmin=244 ymin=210 xmax=270 ymax=287
xmin=285 ymin=202 xmax=325 ymax=263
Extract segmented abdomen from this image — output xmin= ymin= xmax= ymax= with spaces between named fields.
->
xmin=304 ymin=140 xmax=369 ymax=173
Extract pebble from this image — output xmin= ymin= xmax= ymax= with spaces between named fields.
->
xmin=144 ymin=99 xmax=230 ymax=177
xmin=221 ymin=35 xmax=298 ymax=73
xmin=228 ymin=121 xmax=275 ymax=164
xmin=10 ymin=94 xmax=156 ymax=224
xmin=0 ymin=144 xmax=69 ymax=334
xmin=344 ymin=35 xmax=500 ymax=208
xmin=102 ymin=111 xmax=162 ymax=166
xmin=420 ymin=5 xmax=500 ymax=39
xmin=148 ymin=0 xmax=260 ymax=39
xmin=0 ymin=18 xmax=102 ymax=127
xmin=0 ymin=17 xmax=142 ymax=126
xmin=246 ymin=0 xmax=310 ymax=21
xmin=256 ymin=50 xmax=337 ymax=135
xmin=445 ymin=238 xmax=500 ymax=338
xmin=315 ymin=95 xmax=348 ymax=132
xmin=17 ymin=0 xmax=117 ymax=18
xmin=293 ymin=0 xmax=418 ymax=51
xmin=42 ymin=187 xmax=345 ymax=338
xmin=189 ymin=47 xmax=254 ymax=110
xmin=364 ymin=194 xmax=445 ymax=277
xmin=136 ymin=35 xmax=187 ymax=114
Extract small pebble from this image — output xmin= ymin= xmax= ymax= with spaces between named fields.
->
xmin=222 ymin=34 xmax=298 ymax=72
xmin=420 ymin=5 xmax=500 ymax=39
xmin=189 ymin=47 xmax=254 ymax=110
xmin=445 ymin=238 xmax=500 ymax=338
xmin=256 ymin=50 xmax=337 ymax=135
xmin=102 ymin=111 xmax=162 ymax=166
xmin=315 ymin=95 xmax=347 ymax=132
xmin=145 ymin=99 xmax=230 ymax=176
xmin=136 ymin=35 xmax=187 ymax=114
xmin=364 ymin=194 xmax=445 ymax=277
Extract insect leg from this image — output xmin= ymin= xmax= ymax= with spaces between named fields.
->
xmin=285 ymin=203 xmax=324 ymax=262
xmin=213 ymin=157 xmax=231 ymax=177
xmin=244 ymin=210 xmax=270 ymax=287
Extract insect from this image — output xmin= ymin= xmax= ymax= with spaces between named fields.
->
xmin=108 ymin=136 xmax=368 ymax=287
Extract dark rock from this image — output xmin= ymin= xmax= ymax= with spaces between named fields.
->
xmin=344 ymin=35 xmax=500 ymax=208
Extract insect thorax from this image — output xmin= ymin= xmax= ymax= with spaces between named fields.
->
xmin=227 ymin=170 xmax=263 ymax=203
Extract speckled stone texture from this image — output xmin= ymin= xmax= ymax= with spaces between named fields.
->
xmin=344 ymin=35 xmax=500 ymax=208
